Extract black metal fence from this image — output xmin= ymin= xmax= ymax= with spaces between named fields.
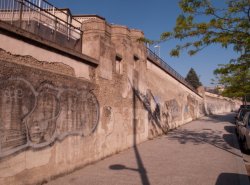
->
xmin=147 ymin=48 xmax=198 ymax=93
xmin=0 ymin=0 xmax=82 ymax=51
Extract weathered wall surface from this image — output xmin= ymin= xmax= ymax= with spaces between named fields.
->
xmin=145 ymin=59 xmax=204 ymax=138
xmin=204 ymin=92 xmax=239 ymax=115
xmin=0 ymin=17 xmax=240 ymax=185
xmin=0 ymin=25 xmax=94 ymax=80
xmin=0 ymin=51 xmax=101 ymax=185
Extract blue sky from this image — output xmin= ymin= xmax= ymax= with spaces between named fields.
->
xmin=49 ymin=0 xmax=239 ymax=86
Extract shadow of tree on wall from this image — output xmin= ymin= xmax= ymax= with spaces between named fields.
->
xmin=135 ymin=88 xmax=170 ymax=135
xmin=127 ymin=79 xmax=170 ymax=136
xmin=110 ymin=76 xmax=187 ymax=184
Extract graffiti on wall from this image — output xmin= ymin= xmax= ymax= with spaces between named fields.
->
xmin=199 ymin=103 xmax=205 ymax=115
xmin=185 ymin=95 xmax=196 ymax=119
xmin=0 ymin=77 xmax=99 ymax=158
xmin=164 ymin=99 xmax=181 ymax=122
xmin=132 ymin=87 xmax=182 ymax=135
xmin=128 ymin=78 xmax=200 ymax=137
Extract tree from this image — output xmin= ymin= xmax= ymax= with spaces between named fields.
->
xmin=159 ymin=0 xmax=250 ymax=57
xmin=185 ymin=68 xmax=202 ymax=88
xmin=213 ymin=54 xmax=250 ymax=98
xmin=155 ymin=0 xmax=250 ymax=98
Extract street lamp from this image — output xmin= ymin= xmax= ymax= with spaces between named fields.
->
xmin=154 ymin=45 xmax=160 ymax=57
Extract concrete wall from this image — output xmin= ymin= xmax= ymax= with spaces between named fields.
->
xmin=204 ymin=92 xmax=240 ymax=114
xmin=0 ymin=28 xmax=91 ymax=80
xmin=0 ymin=50 xmax=100 ymax=184
xmin=0 ymin=17 xmax=240 ymax=185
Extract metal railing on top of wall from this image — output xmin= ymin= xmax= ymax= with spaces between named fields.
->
xmin=147 ymin=48 xmax=198 ymax=93
xmin=0 ymin=0 xmax=83 ymax=51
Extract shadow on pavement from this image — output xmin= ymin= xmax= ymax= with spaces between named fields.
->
xmin=224 ymin=125 xmax=235 ymax=134
xmin=167 ymin=114 xmax=241 ymax=157
xmin=110 ymin=90 xmax=238 ymax=185
xmin=215 ymin=173 xmax=249 ymax=185
xmin=109 ymin=164 xmax=137 ymax=171
xmin=205 ymin=113 xmax=236 ymax=124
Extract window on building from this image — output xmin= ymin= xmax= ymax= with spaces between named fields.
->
xmin=133 ymin=54 xmax=139 ymax=69
xmin=115 ymin=54 xmax=122 ymax=74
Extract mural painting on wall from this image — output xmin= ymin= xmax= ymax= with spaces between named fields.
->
xmin=0 ymin=77 xmax=99 ymax=158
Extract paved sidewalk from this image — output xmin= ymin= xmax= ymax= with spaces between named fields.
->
xmin=46 ymin=113 xmax=250 ymax=185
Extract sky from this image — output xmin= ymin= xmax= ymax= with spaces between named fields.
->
xmin=49 ymin=0 xmax=239 ymax=86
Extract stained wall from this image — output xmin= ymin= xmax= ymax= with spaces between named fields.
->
xmin=204 ymin=92 xmax=239 ymax=114
xmin=0 ymin=16 xmax=240 ymax=185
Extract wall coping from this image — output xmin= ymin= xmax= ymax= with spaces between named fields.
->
xmin=205 ymin=91 xmax=233 ymax=101
xmin=80 ymin=15 xmax=144 ymax=39
xmin=73 ymin=14 xmax=106 ymax=21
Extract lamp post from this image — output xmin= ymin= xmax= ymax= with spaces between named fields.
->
xmin=154 ymin=45 xmax=160 ymax=57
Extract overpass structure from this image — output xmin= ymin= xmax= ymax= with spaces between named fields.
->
xmin=0 ymin=1 xmax=241 ymax=184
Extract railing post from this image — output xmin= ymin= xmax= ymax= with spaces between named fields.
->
xmin=67 ymin=14 xmax=70 ymax=40
xmin=38 ymin=0 xmax=42 ymax=9
xmin=38 ymin=0 xmax=41 ymax=26
xmin=28 ymin=0 xmax=31 ymax=24
xmin=11 ymin=0 xmax=15 ymax=24
xmin=19 ymin=0 xmax=23 ymax=28
xmin=54 ymin=17 xmax=57 ymax=32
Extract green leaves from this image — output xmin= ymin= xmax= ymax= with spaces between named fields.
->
xmin=165 ymin=0 xmax=250 ymax=58
xmin=166 ymin=0 xmax=250 ymax=98
xmin=170 ymin=49 xmax=180 ymax=57
xmin=139 ymin=0 xmax=249 ymax=98
xmin=188 ymin=50 xmax=197 ymax=56
xmin=197 ymin=23 xmax=208 ymax=33
xmin=193 ymin=41 xmax=202 ymax=47
xmin=137 ymin=37 xmax=154 ymax=45
xmin=214 ymin=55 xmax=250 ymax=98
xmin=205 ymin=7 xmax=214 ymax=15
xmin=160 ymin=32 xmax=172 ymax=40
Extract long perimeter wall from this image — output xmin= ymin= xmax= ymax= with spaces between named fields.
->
xmin=0 ymin=17 xmax=240 ymax=185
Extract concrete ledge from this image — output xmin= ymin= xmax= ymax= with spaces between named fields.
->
xmin=0 ymin=20 xmax=99 ymax=66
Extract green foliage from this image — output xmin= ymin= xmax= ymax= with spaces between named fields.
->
xmin=139 ymin=0 xmax=249 ymax=98
xmin=213 ymin=54 xmax=250 ymax=98
xmin=162 ymin=0 xmax=250 ymax=98
xmin=185 ymin=68 xmax=202 ymax=88
xmin=137 ymin=37 xmax=154 ymax=45
xmin=163 ymin=0 xmax=250 ymax=57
